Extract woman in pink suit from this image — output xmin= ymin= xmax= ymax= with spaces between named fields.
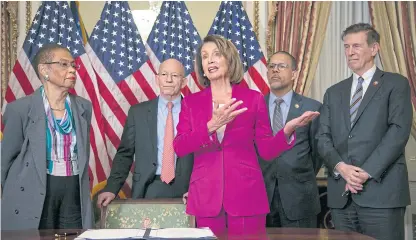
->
xmin=174 ymin=35 xmax=319 ymax=236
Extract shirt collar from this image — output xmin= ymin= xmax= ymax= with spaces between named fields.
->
xmin=353 ymin=65 xmax=376 ymax=82
xmin=158 ymin=95 xmax=181 ymax=111
xmin=270 ymin=90 xmax=293 ymax=106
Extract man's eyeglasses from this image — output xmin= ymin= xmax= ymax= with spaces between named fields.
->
xmin=42 ymin=60 xmax=80 ymax=70
xmin=158 ymin=72 xmax=183 ymax=81
xmin=268 ymin=63 xmax=291 ymax=71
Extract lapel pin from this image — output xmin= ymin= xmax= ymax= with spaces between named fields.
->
xmin=295 ymin=104 xmax=300 ymax=109
xmin=373 ymin=81 xmax=378 ymax=86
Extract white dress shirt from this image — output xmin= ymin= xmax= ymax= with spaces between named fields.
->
xmin=350 ymin=64 xmax=376 ymax=102
xmin=335 ymin=65 xmax=377 ymax=178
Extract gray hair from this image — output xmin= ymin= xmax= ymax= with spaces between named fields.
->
xmin=341 ymin=23 xmax=380 ymax=45
xmin=32 ymin=44 xmax=70 ymax=79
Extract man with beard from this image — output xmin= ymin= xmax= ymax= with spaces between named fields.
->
xmin=259 ymin=51 xmax=323 ymax=228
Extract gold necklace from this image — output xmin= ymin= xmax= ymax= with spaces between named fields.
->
xmin=50 ymin=107 xmax=65 ymax=111
xmin=44 ymin=87 xmax=66 ymax=111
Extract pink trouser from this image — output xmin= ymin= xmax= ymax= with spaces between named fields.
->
xmin=196 ymin=208 xmax=267 ymax=238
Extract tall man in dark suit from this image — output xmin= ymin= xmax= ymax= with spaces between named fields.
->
xmin=97 ymin=58 xmax=193 ymax=207
xmin=260 ymin=51 xmax=323 ymax=228
xmin=317 ymin=23 xmax=412 ymax=240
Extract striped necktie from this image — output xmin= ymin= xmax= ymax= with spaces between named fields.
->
xmin=272 ymin=98 xmax=284 ymax=135
xmin=350 ymin=77 xmax=364 ymax=125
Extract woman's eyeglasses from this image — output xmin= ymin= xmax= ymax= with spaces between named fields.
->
xmin=42 ymin=60 xmax=80 ymax=70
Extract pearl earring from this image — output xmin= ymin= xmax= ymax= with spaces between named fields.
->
xmin=44 ymin=75 xmax=49 ymax=81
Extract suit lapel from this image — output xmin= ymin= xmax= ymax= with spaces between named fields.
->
xmin=147 ymin=98 xmax=159 ymax=165
xmin=351 ymin=69 xmax=384 ymax=129
xmin=286 ymin=92 xmax=302 ymax=123
xmin=27 ymin=89 xmax=47 ymax=187
xmin=342 ymin=76 xmax=353 ymax=131
xmin=70 ymin=95 xmax=88 ymax=179
xmin=203 ymin=87 xmax=213 ymax=125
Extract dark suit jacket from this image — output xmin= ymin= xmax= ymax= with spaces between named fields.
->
xmin=103 ymin=97 xmax=193 ymax=198
xmin=259 ymin=92 xmax=323 ymax=220
xmin=317 ymin=68 xmax=412 ymax=209
xmin=1 ymin=88 xmax=93 ymax=230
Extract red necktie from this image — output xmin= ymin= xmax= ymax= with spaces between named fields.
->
xmin=161 ymin=102 xmax=175 ymax=184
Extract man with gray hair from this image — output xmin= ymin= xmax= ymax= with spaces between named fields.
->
xmin=317 ymin=23 xmax=412 ymax=240
xmin=97 ymin=58 xmax=193 ymax=207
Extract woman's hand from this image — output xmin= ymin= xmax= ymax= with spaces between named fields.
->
xmin=182 ymin=192 xmax=188 ymax=205
xmin=207 ymin=98 xmax=247 ymax=133
xmin=284 ymin=111 xmax=320 ymax=137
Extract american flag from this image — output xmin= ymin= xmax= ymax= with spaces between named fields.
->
xmin=70 ymin=1 xmax=89 ymax=45
xmin=86 ymin=1 xmax=157 ymax=197
xmin=2 ymin=1 xmax=108 ymax=193
xmin=146 ymin=1 xmax=203 ymax=95
xmin=208 ymin=1 xmax=269 ymax=94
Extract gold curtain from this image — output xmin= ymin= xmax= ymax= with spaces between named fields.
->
xmin=266 ymin=1 xmax=331 ymax=95
xmin=369 ymin=2 xmax=416 ymax=137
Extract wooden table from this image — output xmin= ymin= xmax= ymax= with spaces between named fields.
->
xmin=1 ymin=228 xmax=375 ymax=239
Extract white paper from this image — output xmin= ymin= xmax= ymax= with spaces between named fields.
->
xmin=75 ymin=229 xmax=146 ymax=239
xmin=150 ymin=228 xmax=215 ymax=238
xmin=75 ymin=228 xmax=215 ymax=239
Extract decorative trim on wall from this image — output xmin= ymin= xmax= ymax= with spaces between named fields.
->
xmin=26 ymin=1 xmax=31 ymax=34
xmin=1 ymin=2 xmax=9 ymax=105
xmin=266 ymin=2 xmax=278 ymax=59
xmin=254 ymin=1 xmax=259 ymax=40
xmin=1 ymin=2 xmax=19 ymax=106
xmin=7 ymin=2 xmax=18 ymax=67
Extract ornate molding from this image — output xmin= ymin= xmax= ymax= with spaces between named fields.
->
xmin=7 ymin=2 xmax=18 ymax=67
xmin=266 ymin=2 xmax=278 ymax=59
xmin=254 ymin=1 xmax=259 ymax=40
xmin=1 ymin=2 xmax=9 ymax=105
xmin=26 ymin=1 xmax=31 ymax=34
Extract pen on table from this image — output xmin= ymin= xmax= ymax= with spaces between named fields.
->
xmin=54 ymin=232 xmax=78 ymax=237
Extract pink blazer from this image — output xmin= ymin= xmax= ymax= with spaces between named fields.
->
xmin=174 ymin=85 xmax=295 ymax=217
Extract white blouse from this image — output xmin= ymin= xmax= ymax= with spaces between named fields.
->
xmin=214 ymin=102 xmax=226 ymax=143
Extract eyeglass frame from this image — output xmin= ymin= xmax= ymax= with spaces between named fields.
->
xmin=267 ymin=63 xmax=292 ymax=71
xmin=42 ymin=60 xmax=80 ymax=70
xmin=157 ymin=72 xmax=184 ymax=81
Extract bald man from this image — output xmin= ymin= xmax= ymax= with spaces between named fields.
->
xmin=98 ymin=59 xmax=194 ymax=207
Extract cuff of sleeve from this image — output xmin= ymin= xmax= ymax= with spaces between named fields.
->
xmin=280 ymin=130 xmax=296 ymax=149
xmin=208 ymin=131 xmax=216 ymax=141
xmin=333 ymin=162 xmax=343 ymax=179
xmin=197 ymin=123 xmax=219 ymax=149
xmin=102 ymin=182 xmax=120 ymax=196
xmin=360 ymin=162 xmax=381 ymax=182
xmin=286 ymin=134 xmax=295 ymax=145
